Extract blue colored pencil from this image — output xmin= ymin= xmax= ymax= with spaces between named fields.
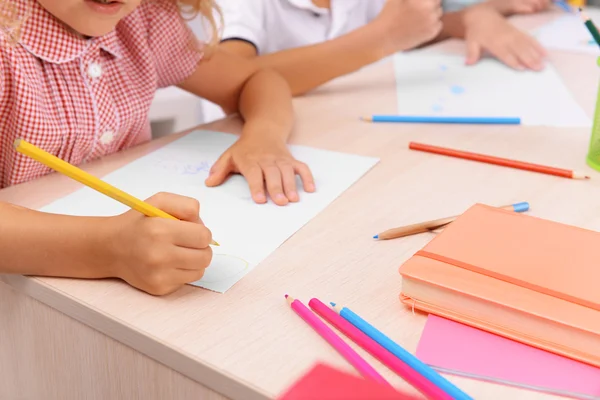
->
xmin=330 ymin=303 xmax=473 ymax=400
xmin=555 ymin=0 xmax=572 ymax=12
xmin=362 ymin=115 xmax=521 ymax=125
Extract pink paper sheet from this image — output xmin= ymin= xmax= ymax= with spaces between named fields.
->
xmin=416 ymin=316 xmax=600 ymax=399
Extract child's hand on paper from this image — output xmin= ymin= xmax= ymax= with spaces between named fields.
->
xmin=372 ymin=0 xmax=443 ymax=52
xmin=105 ymin=192 xmax=213 ymax=296
xmin=463 ymin=5 xmax=546 ymax=71
xmin=488 ymin=0 xmax=552 ymax=15
xmin=205 ymin=137 xmax=315 ymax=206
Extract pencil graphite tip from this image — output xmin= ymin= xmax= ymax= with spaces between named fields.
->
xmin=329 ymin=302 xmax=336 ymax=307
xmin=373 ymin=234 xmax=379 ymax=239
xmin=284 ymin=294 xmax=289 ymax=299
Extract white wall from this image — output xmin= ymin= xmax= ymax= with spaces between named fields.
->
xmin=149 ymin=16 xmax=210 ymax=138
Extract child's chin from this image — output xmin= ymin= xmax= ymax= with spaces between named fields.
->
xmin=70 ymin=22 xmax=118 ymax=38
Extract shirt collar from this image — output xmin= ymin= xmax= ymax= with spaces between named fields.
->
xmin=15 ymin=0 xmax=122 ymax=64
xmin=285 ymin=0 xmax=330 ymax=15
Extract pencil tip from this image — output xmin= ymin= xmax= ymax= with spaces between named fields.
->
xmin=373 ymin=234 xmax=379 ymax=239
xmin=284 ymin=294 xmax=288 ymax=299
xmin=330 ymin=302 xmax=336 ymax=307
xmin=586 ymin=176 xmax=591 ymax=179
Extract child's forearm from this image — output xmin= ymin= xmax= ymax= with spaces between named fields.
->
xmin=237 ymin=69 xmax=294 ymax=143
xmin=228 ymin=25 xmax=385 ymax=96
xmin=0 ymin=202 xmax=113 ymax=278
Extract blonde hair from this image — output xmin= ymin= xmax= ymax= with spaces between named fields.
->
xmin=177 ymin=0 xmax=222 ymax=49
xmin=0 ymin=2 xmax=21 ymax=43
xmin=0 ymin=0 xmax=222 ymax=48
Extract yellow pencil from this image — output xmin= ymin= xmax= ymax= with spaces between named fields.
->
xmin=14 ymin=138 xmax=219 ymax=246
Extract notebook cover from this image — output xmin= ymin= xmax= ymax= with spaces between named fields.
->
xmin=416 ymin=316 xmax=600 ymax=400
xmin=277 ymin=363 xmax=420 ymax=400
xmin=417 ymin=204 xmax=600 ymax=311
xmin=398 ymin=204 xmax=600 ymax=367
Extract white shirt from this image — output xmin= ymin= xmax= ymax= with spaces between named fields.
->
xmin=218 ymin=0 xmax=386 ymax=55
xmin=201 ymin=0 xmax=385 ymax=123
xmin=201 ymin=0 xmax=483 ymax=122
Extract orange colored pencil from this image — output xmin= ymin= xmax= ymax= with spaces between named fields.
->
xmin=409 ymin=142 xmax=590 ymax=180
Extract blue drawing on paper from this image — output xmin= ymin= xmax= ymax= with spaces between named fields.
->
xmin=450 ymin=85 xmax=465 ymax=95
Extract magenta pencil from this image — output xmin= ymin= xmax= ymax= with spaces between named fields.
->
xmin=285 ymin=295 xmax=388 ymax=385
xmin=309 ymin=298 xmax=452 ymax=400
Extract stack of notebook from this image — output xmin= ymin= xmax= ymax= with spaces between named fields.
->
xmin=399 ymin=204 xmax=600 ymax=367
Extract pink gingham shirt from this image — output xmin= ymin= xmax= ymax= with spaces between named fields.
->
xmin=0 ymin=0 xmax=203 ymax=188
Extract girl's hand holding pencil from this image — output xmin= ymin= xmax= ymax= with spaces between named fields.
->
xmin=105 ymin=192 xmax=213 ymax=296
xmin=12 ymin=139 xmax=215 ymax=296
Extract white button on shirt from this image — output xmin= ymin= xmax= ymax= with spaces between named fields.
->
xmin=87 ymin=62 xmax=103 ymax=79
xmin=100 ymin=130 xmax=114 ymax=145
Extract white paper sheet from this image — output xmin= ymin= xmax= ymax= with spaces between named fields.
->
xmin=535 ymin=11 xmax=600 ymax=55
xmin=40 ymin=131 xmax=379 ymax=293
xmin=393 ymin=52 xmax=590 ymax=127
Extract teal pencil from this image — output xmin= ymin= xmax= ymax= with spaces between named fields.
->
xmin=330 ymin=303 xmax=473 ymax=400
xmin=580 ymin=8 xmax=600 ymax=48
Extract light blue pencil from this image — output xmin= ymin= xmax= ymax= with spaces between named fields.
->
xmin=555 ymin=0 xmax=572 ymax=12
xmin=362 ymin=115 xmax=521 ymax=125
xmin=330 ymin=303 xmax=473 ymax=400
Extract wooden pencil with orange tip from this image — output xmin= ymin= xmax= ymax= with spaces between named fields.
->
xmin=374 ymin=202 xmax=529 ymax=241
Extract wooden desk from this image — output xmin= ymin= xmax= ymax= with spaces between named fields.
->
xmin=1 ymin=12 xmax=598 ymax=400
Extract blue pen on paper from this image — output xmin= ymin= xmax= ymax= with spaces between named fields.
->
xmin=362 ymin=115 xmax=521 ymax=125
xmin=555 ymin=0 xmax=572 ymax=12
xmin=330 ymin=302 xmax=473 ymax=400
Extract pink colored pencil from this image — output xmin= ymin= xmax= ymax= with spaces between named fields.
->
xmin=309 ymin=298 xmax=452 ymax=400
xmin=285 ymin=295 xmax=389 ymax=385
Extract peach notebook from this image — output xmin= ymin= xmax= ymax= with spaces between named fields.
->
xmin=399 ymin=204 xmax=600 ymax=367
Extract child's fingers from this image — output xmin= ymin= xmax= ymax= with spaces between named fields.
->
xmin=262 ymin=163 xmax=289 ymax=206
xmin=277 ymin=162 xmax=299 ymax=202
xmin=492 ymin=45 xmax=524 ymax=70
xmin=169 ymin=220 xmax=213 ymax=249
xmin=145 ymin=192 xmax=200 ymax=222
xmin=538 ymin=0 xmax=552 ymax=10
xmin=465 ymin=41 xmax=482 ymax=65
xmin=514 ymin=42 xmax=544 ymax=71
xmin=205 ymin=154 xmax=233 ymax=187
xmin=515 ymin=5 xmax=536 ymax=13
xmin=173 ymin=266 xmax=207 ymax=285
xmin=294 ymin=161 xmax=316 ymax=193
xmin=173 ymin=246 xmax=213 ymax=273
xmin=239 ymin=163 xmax=267 ymax=204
